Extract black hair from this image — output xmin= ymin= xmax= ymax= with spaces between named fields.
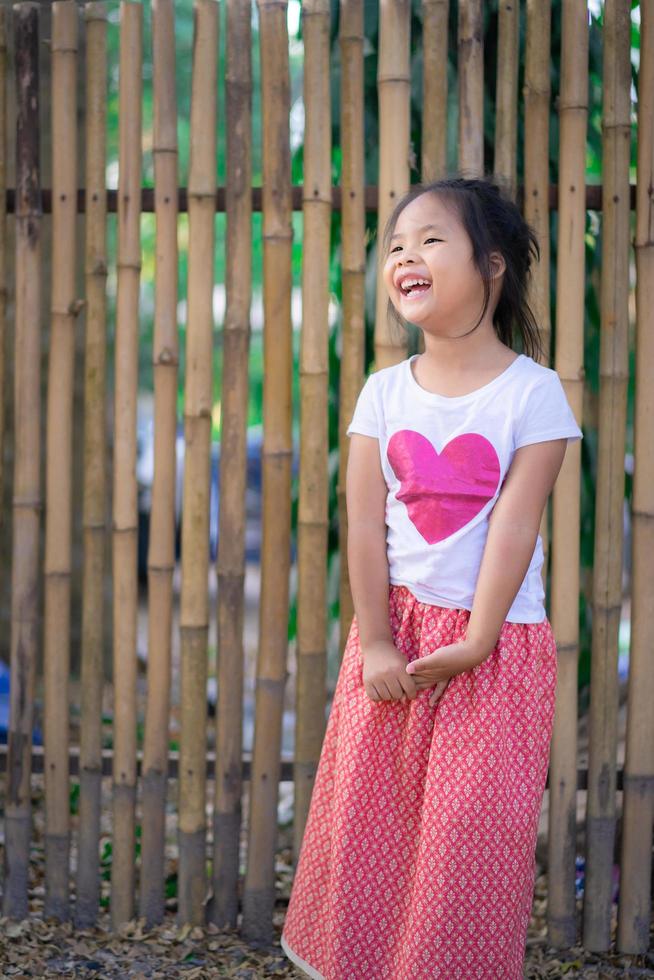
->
xmin=381 ymin=175 xmax=544 ymax=362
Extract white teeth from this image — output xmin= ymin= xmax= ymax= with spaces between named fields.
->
xmin=400 ymin=278 xmax=430 ymax=293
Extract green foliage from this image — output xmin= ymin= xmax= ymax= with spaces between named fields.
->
xmin=69 ymin=780 xmax=80 ymax=816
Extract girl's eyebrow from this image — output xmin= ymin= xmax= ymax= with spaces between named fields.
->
xmin=390 ymin=223 xmax=445 ymax=242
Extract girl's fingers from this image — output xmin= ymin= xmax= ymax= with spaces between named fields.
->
xmin=428 ymin=680 xmax=449 ymax=707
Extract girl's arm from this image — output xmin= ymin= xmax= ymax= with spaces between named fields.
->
xmin=464 ymin=437 xmax=568 ymax=657
xmin=345 ymin=433 xmax=394 ymax=650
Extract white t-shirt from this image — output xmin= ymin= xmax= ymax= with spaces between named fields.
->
xmin=346 ymin=353 xmax=583 ymax=623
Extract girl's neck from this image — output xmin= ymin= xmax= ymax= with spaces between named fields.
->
xmin=419 ymin=320 xmax=514 ymax=374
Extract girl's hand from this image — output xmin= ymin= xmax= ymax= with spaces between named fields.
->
xmin=405 ymin=638 xmax=491 ymax=707
xmin=361 ymin=640 xmax=419 ymax=703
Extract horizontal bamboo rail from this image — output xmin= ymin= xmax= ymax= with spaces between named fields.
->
xmin=0 ymin=745 xmax=619 ymax=789
xmin=3 ymin=183 xmax=637 ymax=214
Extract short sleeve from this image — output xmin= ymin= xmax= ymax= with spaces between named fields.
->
xmin=514 ymin=371 xmax=583 ymax=449
xmin=346 ymin=374 xmax=379 ymax=438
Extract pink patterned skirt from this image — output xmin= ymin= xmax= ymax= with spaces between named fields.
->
xmin=281 ymin=583 xmax=557 ymax=979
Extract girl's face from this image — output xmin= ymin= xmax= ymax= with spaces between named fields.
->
xmin=382 ymin=192 xmax=503 ymax=334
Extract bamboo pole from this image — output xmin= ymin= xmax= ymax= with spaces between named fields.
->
xmin=617 ymin=0 xmax=654 ymax=953
xmin=337 ymin=0 xmax=365 ymax=656
xmin=457 ymin=0 xmax=483 ymax=176
xmin=242 ymin=0 xmax=293 ymax=945
xmin=0 ymin=9 xmax=6 ymax=536
xmin=294 ymin=0 xmax=331 ymax=859
xmin=111 ymin=0 xmax=142 ymax=930
xmin=177 ymin=0 xmax=217 ymax=927
xmin=418 ymin=0 xmax=447 ymax=357
xmin=76 ymin=0 xmax=108 ymax=929
xmin=523 ymin=0 xmax=552 ymax=594
xmin=210 ymin=0 xmax=252 ymax=929
xmin=583 ymin=0 xmax=631 ymax=951
xmin=421 ymin=0 xmax=448 ymax=183
xmin=494 ymin=0 xmax=519 ymax=199
xmin=524 ymin=0 xmax=552 ymax=367
xmin=43 ymin=0 xmax=78 ymax=921
xmin=3 ymin=0 xmax=41 ymax=920
xmin=547 ymin=0 xmax=588 ymax=949
xmin=140 ymin=0 xmax=179 ymax=927
xmin=374 ymin=0 xmax=410 ymax=370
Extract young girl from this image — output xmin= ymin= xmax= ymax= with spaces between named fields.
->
xmin=280 ymin=176 xmax=583 ymax=979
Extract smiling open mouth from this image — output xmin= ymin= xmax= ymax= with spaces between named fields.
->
xmin=400 ymin=278 xmax=431 ymax=297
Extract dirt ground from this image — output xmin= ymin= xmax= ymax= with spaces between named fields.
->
xmin=0 ymin=867 xmax=652 ymax=979
xmin=0 ymin=795 xmax=652 ymax=980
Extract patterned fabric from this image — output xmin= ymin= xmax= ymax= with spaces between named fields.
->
xmin=281 ymin=584 xmax=557 ymax=980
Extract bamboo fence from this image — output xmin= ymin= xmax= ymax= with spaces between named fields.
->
xmin=111 ymin=0 xmax=142 ymax=931
xmin=294 ymin=0 xmax=331 ymax=858
xmin=458 ymin=0 xmax=483 ymax=176
xmin=4 ymin=0 xmax=42 ymax=921
xmin=210 ymin=0 xmax=252 ymax=931
xmin=422 ymin=0 xmax=449 ymax=183
xmin=583 ymin=0 xmax=632 ymax=951
xmin=0 ymin=0 xmax=648 ymax=957
xmin=374 ymin=0 xmax=411 ymax=369
xmin=493 ymin=0 xmax=519 ymax=198
xmin=76 ymin=0 xmax=108 ymax=929
xmin=418 ymin=0 xmax=449 ymax=360
xmin=241 ymin=0 xmax=293 ymax=945
xmin=337 ymin=0 xmax=365 ymax=657
xmin=618 ymin=0 xmax=654 ymax=955
xmin=0 ymin=8 xmax=6 ymax=539
xmin=523 ymin=0 xmax=552 ymax=590
xmin=140 ymin=0 xmax=179 ymax=928
xmin=548 ymin=0 xmax=588 ymax=948
xmin=43 ymin=0 xmax=78 ymax=922
xmin=177 ymin=0 xmax=218 ymax=928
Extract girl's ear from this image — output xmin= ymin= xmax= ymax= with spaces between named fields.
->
xmin=489 ymin=251 xmax=506 ymax=279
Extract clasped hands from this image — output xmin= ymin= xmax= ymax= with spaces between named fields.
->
xmin=361 ymin=636 xmax=491 ymax=708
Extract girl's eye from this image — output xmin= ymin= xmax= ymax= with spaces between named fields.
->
xmin=389 ymin=238 xmax=443 ymax=255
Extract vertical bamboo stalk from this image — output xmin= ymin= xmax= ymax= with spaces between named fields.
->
xmin=418 ymin=0 xmax=447 ymax=357
xmin=374 ymin=0 xmax=410 ymax=370
xmin=583 ymin=0 xmax=631 ymax=951
xmin=457 ymin=0 xmax=483 ymax=176
xmin=524 ymin=0 xmax=552 ymax=592
xmin=547 ymin=0 xmax=588 ymax=949
xmin=337 ymin=0 xmax=365 ymax=656
xmin=43 ymin=0 xmax=78 ymax=921
xmin=294 ymin=0 xmax=331 ymax=858
xmin=0 ymin=9 xmax=7 ymax=533
xmin=111 ymin=0 xmax=142 ymax=930
xmin=242 ymin=0 xmax=292 ymax=945
xmin=210 ymin=0 xmax=252 ymax=929
xmin=177 ymin=0 xmax=217 ymax=927
xmin=617 ymin=0 xmax=654 ymax=954
xmin=76 ymin=0 xmax=108 ymax=929
xmin=493 ymin=0 xmax=519 ymax=199
xmin=3 ymin=0 xmax=41 ymax=921
xmin=524 ymin=0 xmax=552 ymax=366
xmin=421 ymin=0 xmax=448 ymax=183
xmin=140 ymin=0 xmax=178 ymax=927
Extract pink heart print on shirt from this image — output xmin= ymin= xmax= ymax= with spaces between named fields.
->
xmin=387 ymin=430 xmax=501 ymax=544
